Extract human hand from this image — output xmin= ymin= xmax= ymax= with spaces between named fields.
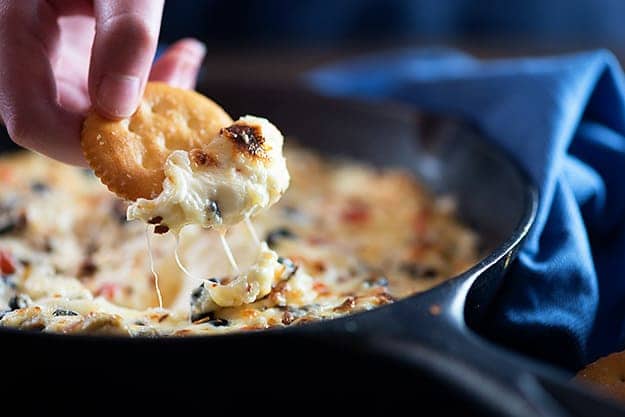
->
xmin=0 ymin=0 xmax=207 ymax=166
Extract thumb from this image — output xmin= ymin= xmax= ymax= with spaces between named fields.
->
xmin=88 ymin=0 xmax=164 ymax=119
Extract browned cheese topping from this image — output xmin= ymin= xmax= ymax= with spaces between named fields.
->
xmin=0 ymin=144 xmax=479 ymax=336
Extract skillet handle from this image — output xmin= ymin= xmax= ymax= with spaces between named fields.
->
xmin=369 ymin=327 xmax=625 ymax=417
xmin=349 ymin=273 xmax=625 ymax=417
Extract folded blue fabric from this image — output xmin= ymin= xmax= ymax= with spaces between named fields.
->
xmin=309 ymin=49 xmax=625 ymax=370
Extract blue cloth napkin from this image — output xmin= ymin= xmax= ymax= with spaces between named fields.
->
xmin=309 ymin=49 xmax=625 ymax=370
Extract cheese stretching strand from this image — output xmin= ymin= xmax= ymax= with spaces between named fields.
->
xmin=174 ymin=236 xmax=199 ymax=282
xmin=145 ymin=226 xmax=163 ymax=309
xmin=218 ymin=231 xmax=240 ymax=275
xmin=244 ymin=216 xmax=261 ymax=247
xmin=127 ymin=115 xmax=290 ymax=310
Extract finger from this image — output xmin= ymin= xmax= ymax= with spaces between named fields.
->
xmin=53 ymin=16 xmax=94 ymax=81
xmin=57 ymin=78 xmax=91 ymax=114
xmin=89 ymin=0 xmax=164 ymax=119
xmin=53 ymin=16 xmax=95 ymax=114
xmin=149 ymin=38 xmax=206 ymax=90
xmin=47 ymin=0 xmax=93 ymax=68
xmin=0 ymin=1 xmax=85 ymax=165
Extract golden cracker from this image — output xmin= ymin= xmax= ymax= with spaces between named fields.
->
xmin=81 ymin=82 xmax=232 ymax=201
xmin=575 ymin=350 xmax=625 ymax=402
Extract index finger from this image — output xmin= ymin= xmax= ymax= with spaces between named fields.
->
xmin=89 ymin=0 xmax=164 ymax=119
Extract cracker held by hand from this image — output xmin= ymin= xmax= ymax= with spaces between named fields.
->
xmin=127 ymin=115 xmax=290 ymax=234
xmin=81 ymin=82 xmax=233 ymax=201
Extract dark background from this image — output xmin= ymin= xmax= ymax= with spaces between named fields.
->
xmin=159 ymin=0 xmax=625 ymax=82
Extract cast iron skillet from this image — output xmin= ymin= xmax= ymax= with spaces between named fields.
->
xmin=0 ymin=84 xmax=621 ymax=415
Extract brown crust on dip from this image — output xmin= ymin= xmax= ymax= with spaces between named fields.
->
xmin=189 ymin=148 xmax=219 ymax=168
xmin=220 ymin=124 xmax=268 ymax=160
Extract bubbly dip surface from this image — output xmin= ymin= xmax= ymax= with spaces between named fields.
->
xmin=0 ymin=145 xmax=479 ymax=336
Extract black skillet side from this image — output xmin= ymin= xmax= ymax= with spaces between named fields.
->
xmin=195 ymin=82 xmax=625 ymax=416
xmin=0 ymin=84 xmax=621 ymax=416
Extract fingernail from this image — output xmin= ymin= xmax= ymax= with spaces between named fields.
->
xmin=97 ymin=74 xmax=141 ymax=118
xmin=174 ymin=38 xmax=205 ymax=58
xmin=187 ymin=39 xmax=207 ymax=56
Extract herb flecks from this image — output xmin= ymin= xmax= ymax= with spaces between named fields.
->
xmin=206 ymin=200 xmax=222 ymax=222
xmin=53 ymin=309 xmax=79 ymax=317
xmin=266 ymin=227 xmax=297 ymax=249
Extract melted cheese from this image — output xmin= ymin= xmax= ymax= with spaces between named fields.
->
xmin=127 ymin=116 xmax=290 ymax=234
xmin=218 ymin=231 xmax=240 ymax=275
xmin=0 ymin=147 xmax=480 ymax=336
xmin=127 ymin=115 xmax=292 ymax=315
xmin=190 ymin=242 xmax=302 ymax=319
xmin=209 ymin=242 xmax=283 ymax=307
xmin=145 ymin=227 xmax=163 ymax=308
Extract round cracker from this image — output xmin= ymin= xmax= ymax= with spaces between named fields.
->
xmin=81 ymin=82 xmax=232 ymax=201
xmin=575 ymin=350 xmax=625 ymax=401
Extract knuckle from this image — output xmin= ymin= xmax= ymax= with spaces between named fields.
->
xmin=4 ymin=112 xmax=36 ymax=148
xmin=104 ymin=12 xmax=156 ymax=50
xmin=0 ymin=1 xmax=12 ymax=19
xmin=0 ymin=2 xmax=21 ymax=28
